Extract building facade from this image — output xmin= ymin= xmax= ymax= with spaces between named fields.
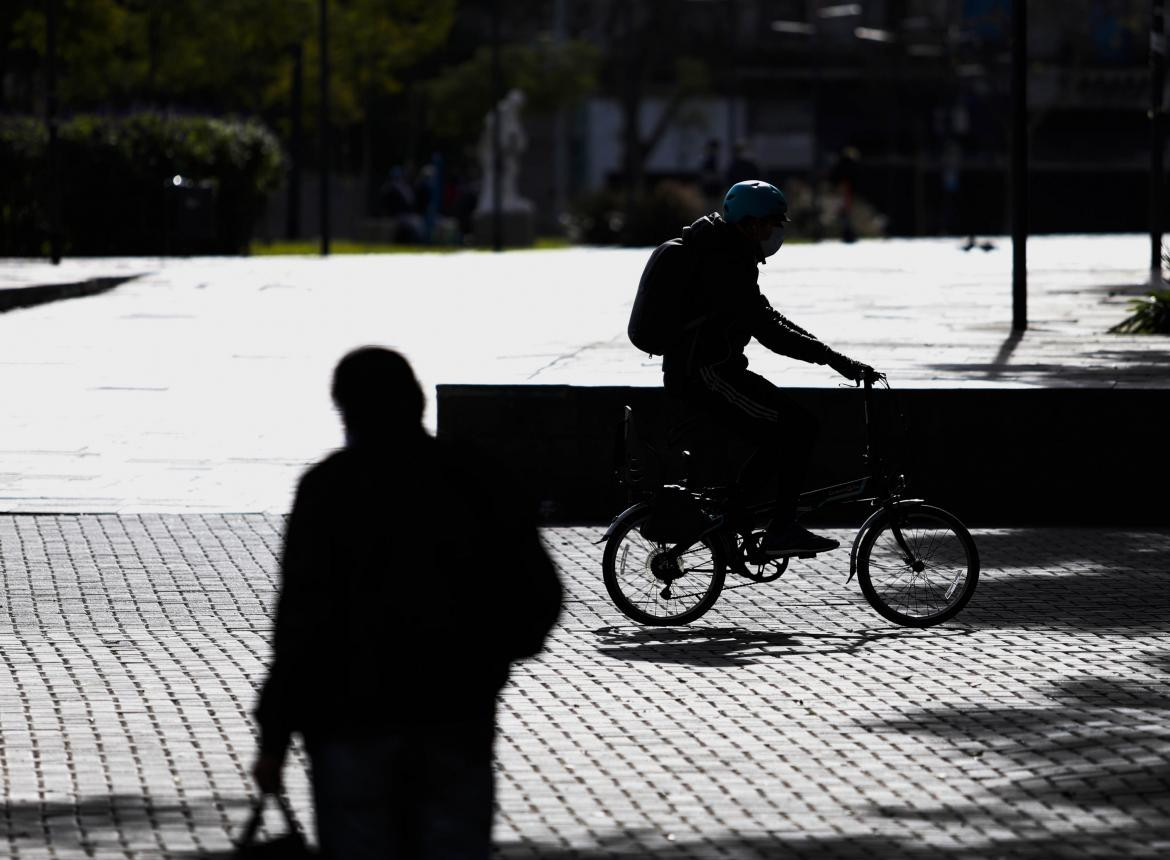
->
xmin=558 ymin=0 xmax=1157 ymax=236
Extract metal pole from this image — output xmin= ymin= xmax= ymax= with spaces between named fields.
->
xmin=46 ymin=0 xmax=61 ymax=264
xmin=491 ymin=0 xmax=502 ymax=251
xmin=287 ymin=43 xmax=303 ymax=240
xmin=319 ymin=0 xmax=331 ymax=256
xmin=726 ymin=0 xmax=736 ymax=154
xmin=1011 ymin=0 xmax=1027 ymax=331
xmin=1151 ymin=0 xmax=1166 ymax=286
xmin=552 ymin=0 xmax=567 ymax=231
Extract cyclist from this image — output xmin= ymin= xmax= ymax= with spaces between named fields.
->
xmin=663 ymin=179 xmax=873 ymax=557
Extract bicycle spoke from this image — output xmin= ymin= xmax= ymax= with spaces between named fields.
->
xmin=608 ymin=518 xmax=722 ymax=621
xmin=916 ymin=572 xmax=946 ymax=610
xmin=919 ymin=527 xmax=943 ymax=565
xmin=881 ymin=532 xmax=904 ymax=559
xmin=855 ymin=507 xmax=978 ymax=626
xmin=867 ymin=514 xmax=972 ymax=617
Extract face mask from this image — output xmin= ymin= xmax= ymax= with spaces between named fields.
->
xmin=760 ymin=226 xmax=785 ymax=259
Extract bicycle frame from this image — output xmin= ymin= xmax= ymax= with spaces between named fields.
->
xmin=606 ymin=375 xmax=924 ymax=581
xmin=742 ymin=374 xmax=899 ymax=518
xmin=602 ymin=375 xmax=980 ymax=628
xmin=731 ymin=375 xmax=924 ymax=575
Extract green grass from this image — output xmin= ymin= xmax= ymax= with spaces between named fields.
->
xmin=249 ymin=237 xmax=572 ymax=255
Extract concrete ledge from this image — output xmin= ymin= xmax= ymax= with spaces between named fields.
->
xmin=437 ymin=384 xmax=1170 ymax=526
xmin=0 ymin=275 xmax=139 ymax=313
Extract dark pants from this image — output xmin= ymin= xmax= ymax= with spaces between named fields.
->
xmin=308 ymin=725 xmax=494 ymax=860
xmin=668 ymin=365 xmax=819 ymax=523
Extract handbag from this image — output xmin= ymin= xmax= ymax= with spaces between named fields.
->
xmin=233 ymin=793 xmax=316 ymax=859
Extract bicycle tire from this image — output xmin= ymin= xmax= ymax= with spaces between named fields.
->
xmin=602 ymin=507 xmax=725 ymax=626
xmin=856 ymin=503 xmax=979 ymax=627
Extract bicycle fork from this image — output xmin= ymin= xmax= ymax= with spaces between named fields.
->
xmin=847 ymin=499 xmax=925 ymax=584
xmin=886 ymin=513 xmax=966 ymax=599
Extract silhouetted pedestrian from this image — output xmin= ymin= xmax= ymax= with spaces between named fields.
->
xmin=415 ymin=155 xmax=443 ymax=244
xmin=379 ymin=166 xmax=415 ymax=217
xmin=828 ymin=146 xmax=859 ymax=243
xmin=251 ymin=346 xmax=562 ymax=859
xmin=379 ymin=166 xmax=424 ymax=244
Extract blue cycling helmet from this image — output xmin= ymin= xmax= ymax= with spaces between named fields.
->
xmin=723 ymin=180 xmax=790 ymax=224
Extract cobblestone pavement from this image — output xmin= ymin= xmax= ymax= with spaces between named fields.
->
xmin=2 ymin=517 xmax=1168 ymax=858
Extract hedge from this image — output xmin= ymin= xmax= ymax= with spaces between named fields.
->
xmin=0 ymin=113 xmax=283 ymax=256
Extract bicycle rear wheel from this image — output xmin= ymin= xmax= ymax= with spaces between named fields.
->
xmin=856 ymin=504 xmax=979 ymax=627
xmin=602 ymin=508 xmax=725 ymax=626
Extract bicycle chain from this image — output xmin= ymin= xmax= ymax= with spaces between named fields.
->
xmin=725 ymin=569 xmax=786 ymax=590
xmin=669 ymin=567 xmax=785 ymax=600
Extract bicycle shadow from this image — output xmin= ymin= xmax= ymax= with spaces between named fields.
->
xmin=593 ymin=624 xmax=928 ymax=667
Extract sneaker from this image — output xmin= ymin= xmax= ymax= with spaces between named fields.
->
xmin=760 ymin=524 xmax=840 ymax=557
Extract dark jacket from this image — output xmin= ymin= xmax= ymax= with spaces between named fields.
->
xmin=255 ymin=432 xmax=561 ymax=756
xmin=662 ymin=214 xmax=834 ymax=384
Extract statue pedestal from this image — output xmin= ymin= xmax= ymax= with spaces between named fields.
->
xmin=473 ymin=209 xmax=535 ymax=248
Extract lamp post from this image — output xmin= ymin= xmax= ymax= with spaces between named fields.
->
xmin=726 ymin=0 xmax=736 ymax=153
xmin=1151 ymin=0 xmax=1166 ymax=287
xmin=287 ymin=43 xmax=304 ymax=240
xmin=491 ymin=0 xmax=502 ymax=252
xmin=1011 ymin=0 xmax=1027 ymax=331
xmin=319 ymin=0 xmax=331 ymax=256
xmin=552 ymin=0 xmax=567 ymax=231
xmin=47 ymin=0 xmax=61 ymax=264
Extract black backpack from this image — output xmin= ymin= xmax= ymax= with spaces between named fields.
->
xmin=628 ymin=239 xmax=704 ymax=356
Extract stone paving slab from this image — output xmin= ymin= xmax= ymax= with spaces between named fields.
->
xmin=2 ymin=516 xmax=1168 ymax=858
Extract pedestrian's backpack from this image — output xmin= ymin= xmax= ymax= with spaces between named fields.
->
xmin=628 ymin=239 xmax=703 ymax=356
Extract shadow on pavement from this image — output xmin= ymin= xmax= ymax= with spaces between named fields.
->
xmin=959 ymin=531 xmax=1170 ymax=629
xmin=593 ymin=624 xmax=932 ymax=666
xmin=974 ymin=529 xmax=1170 ymax=567
xmin=495 ymin=827 xmax=1168 ymax=859
xmin=861 ymin=671 xmax=1170 ymax=853
xmin=927 ymin=354 xmax=1170 ymax=384
xmin=0 ymin=274 xmax=142 ymax=313
xmin=2 ymin=793 xmax=251 ymax=856
xmin=986 ymin=330 xmax=1024 ymax=378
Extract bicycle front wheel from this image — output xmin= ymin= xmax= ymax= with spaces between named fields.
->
xmin=602 ymin=508 xmax=725 ymax=626
xmin=856 ymin=504 xmax=979 ymax=627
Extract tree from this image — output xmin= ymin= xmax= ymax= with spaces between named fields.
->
xmin=598 ymin=0 xmax=712 ymax=196
xmin=265 ymin=0 xmax=456 ymax=132
xmin=2 ymin=0 xmax=455 ymax=132
xmin=421 ymin=35 xmax=599 ymax=147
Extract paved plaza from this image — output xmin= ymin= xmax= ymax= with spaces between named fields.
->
xmin=1 ymin=516 xmax=1168 ymax=858
xmin=1 ymin=237 xmax=1168 ymax=857
xmin=0 ymin=235 xmax=1166 ymax=513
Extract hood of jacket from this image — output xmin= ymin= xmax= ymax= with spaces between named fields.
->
xmin=680 ymin=213 xmax=763 ymax=262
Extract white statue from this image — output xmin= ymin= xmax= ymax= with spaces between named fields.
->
xmin=476 ymin=89 xmax=533 ymax=214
